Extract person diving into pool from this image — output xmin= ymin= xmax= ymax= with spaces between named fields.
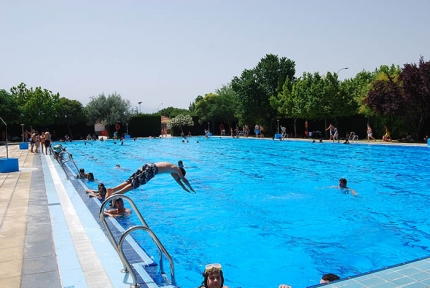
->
xmin=106 ymin=161 xmax=195 ymax=199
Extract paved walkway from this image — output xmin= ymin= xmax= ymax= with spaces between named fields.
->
xmin=0 ymin=144 xmax=139 ymax=288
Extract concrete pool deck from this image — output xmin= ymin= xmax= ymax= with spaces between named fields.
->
xmin=1 ymin=140 xmax=430 ymax=287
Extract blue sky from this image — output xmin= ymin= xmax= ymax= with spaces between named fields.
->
xmin=1 ymin=0 xmax=429 ymax=113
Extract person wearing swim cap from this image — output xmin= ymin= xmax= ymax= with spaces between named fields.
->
xmin=106 ymin=161 xmax=195 ymax=198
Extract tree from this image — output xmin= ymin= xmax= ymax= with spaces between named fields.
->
xmin=398 ymin=57 xmax=430 ymax=139
xmin=194 ymin=93 xmax=218 ymax=126
xmin=10 ymin=82 xmax=61 ymax=127
xmin=271 ymin=75 xmax=306 ymax=137
xmin=341 ymin=70 xmax=375 ymax=117
xmin=232 ymin=54 xmax=296 ymax=133
xmin=54 ymin=98 xmax=87 ymax=138
xmin=169 ymin=114 xmax=194 ymax=133
xmin=0 ymin=89 xmax=21 ymax=123
xmin=214 ymin=83 xmax=238 ymax=130
xmin=188 ymin=95 xmax=204 ymax=115
xmin=86 ymin=92 xmax=132 ymax=126
xmin=157 ymin=107 xmax=192 ymax=118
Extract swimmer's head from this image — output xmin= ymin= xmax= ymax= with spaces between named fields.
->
xmin=79 ymin=168 xmax=85 ymax=173
xmin=339 ymin=178 xmax=347 ymax=188
xmin=320 ymin=273 xmax=340 ymax=284
xmin=87 ymin=172 xmax=94 ymax=181
xmin=177 ymin=161 xmax=186 ymax=176
xmin=202 ymin=263 xmax=224 ymax=288
xmin=116 ymin=164 xmax=120 ymax=168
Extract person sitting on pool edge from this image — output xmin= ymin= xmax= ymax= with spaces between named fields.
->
xmin=103 ymin=197 xmax=131 ymax=217
xmin=106 ymin=161 xmax=195 ymax=199
xmin=199 ymin=263 xmax=229 ymax=288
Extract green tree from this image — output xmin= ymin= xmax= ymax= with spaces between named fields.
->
xmin=86 ymin=92 xmax=132 ymax=126
xmin=0 ymin=89 xmax=21 ymax=123
xmin=214 ymin=83 xmax=238 ymax=130
xmin=232 ymin=54 xmax=295 ymax=133
xmin=188 ymin=95 xmax=204 ymax=114
xmin=194 ymin=93 xmax=217 ymax=122
xmin=157 ymin=107 xmax=192 ymax=118
xmin=10 ymin=82 xmax=60 ymax=127
xmin=169 ymin=114 xmax=194 ymax=133
xmin=54 ymin=98 xmax=87 ymax=138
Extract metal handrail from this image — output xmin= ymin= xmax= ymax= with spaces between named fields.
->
xmin=55 ymin=148 xmax=80 ymax=179
xmin=0 ymin=117 xmax=9 ymax=158
xmin=348 ymin=132 xmax=359 ymax=143
xmin=99 ymin=195 xmax=176 ymax=287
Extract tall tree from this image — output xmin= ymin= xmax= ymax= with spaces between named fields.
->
xmin=54 ymin=98 xmax=87 ymax=138
xmin=0 ymin=89 xmax=21 ymax=123
xmin=398 ymin=57 xmax=430 ymax=138
xmin=10 ymin=82 xmax=60 ymax=127
xmin=214 ymin=83 xmax=238 ymax=130
xmin=232 ymin=54 xmax=295 ymax=133
xmin=86 ymin=92 xmax=132 ymax=126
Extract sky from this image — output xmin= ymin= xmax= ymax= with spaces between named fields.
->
xmin=1 ymin=0 xmax=429 ymax=113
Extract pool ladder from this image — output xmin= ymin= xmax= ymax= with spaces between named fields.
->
xmin=99 ymin=195 xmax=176 ymax=288
xmin=348 ymin=132 xmax=359 ymax=143
xmin=55 ymin=148 xmax=80 ymax=179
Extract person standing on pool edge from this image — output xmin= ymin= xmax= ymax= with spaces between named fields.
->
xmin=106 ymin=161 xmax=195 ymax=198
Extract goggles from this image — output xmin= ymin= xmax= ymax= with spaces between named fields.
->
xmin=205 ymin=263 xmax=222 ymax=273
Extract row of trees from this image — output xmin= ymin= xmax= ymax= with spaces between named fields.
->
xmin=190 ymin=55 xmax=430 ymax=140
xmin=1 ymin=55 xmax=429 ymax=140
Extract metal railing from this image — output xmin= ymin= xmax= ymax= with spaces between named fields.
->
xmin=99 ymin=195 xmax=176 ymax=287
xmin=53 ymin=146 xmax=79 ymax=179
xmin=348 ymin=132 xmax=359 ymax=143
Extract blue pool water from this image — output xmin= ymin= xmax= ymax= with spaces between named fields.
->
xmin=63 ymin=138 xmax=430 ymax=288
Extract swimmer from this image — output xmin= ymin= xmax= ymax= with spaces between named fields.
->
xmin=86 ymin=183 xmax=107 ymax=200
xmin=199 ymin=263 xmax=229 ymax=288
xmin=86 ymin=172 xmax=95 ymax=181
xmin=106 ymin=161 xmax=195 ymax=198
xmin=337 ymin=178 xmax=356 ymax=195
xmin=103 ymin=197 xmax=131 ymax=217
xmin=320 ymin=273 xmax=340 ymax=284
xmin=77 ymin=168 xmax=87 ymax=178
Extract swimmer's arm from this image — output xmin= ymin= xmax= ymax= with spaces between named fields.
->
xmin=104 ymin=209 xmax=118 ymax=217
xmin=173 ymin=177 xmax=190 ymax=192
xmin=181 ymin=177 xmax=196 ymax=193
xmin=87 ymin=191 xmax=99 ymax=198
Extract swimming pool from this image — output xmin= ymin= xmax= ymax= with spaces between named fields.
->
xmin=63 ymin=138 xmax=430 ymax=287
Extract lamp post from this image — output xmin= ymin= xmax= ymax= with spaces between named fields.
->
xmin=21 ymin=124 xmax=25 ymax=142
xmin=126 ymin=123 xmax=129 ymax=135
xmin=207 ymin=122 xmax=210 ymax=132
xmin=138 ymin=101 xmax=142 ymax=113
xmin=157 ymin=102 xmax=163 ymax=112
xmin=337 ymin=67 xmax=349 ymax=75
xmin=277 ymin=120 xmax=280 ymax=135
